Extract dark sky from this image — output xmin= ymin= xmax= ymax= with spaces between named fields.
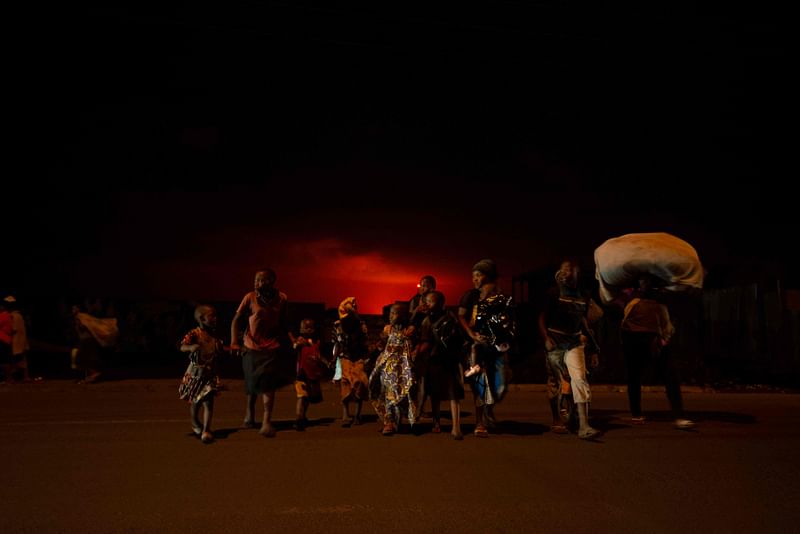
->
xmin=9 ymin=3 xmax=793 ymax=312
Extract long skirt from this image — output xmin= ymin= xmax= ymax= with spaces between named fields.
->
xmin=369 ymin=350 xmax=417 ymax=425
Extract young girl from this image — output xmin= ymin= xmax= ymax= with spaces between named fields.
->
xmin=331 ymin=297 xmax=370 ymax=427
xmin=289 ymin=318 xmax=326 ymax=431
xmin=179 ymin=304 xmax=224 ymax=444
xmin=369 ymin=303 xmax=418 ymax=436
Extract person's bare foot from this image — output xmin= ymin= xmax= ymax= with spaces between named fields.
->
xmin=84 ymin=372 xmax=102 ymax=384
xmin=258 ymin=424 xmax=276 ymax=437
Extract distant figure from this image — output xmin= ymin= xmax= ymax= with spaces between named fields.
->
xmin=332 ymin=297 xmax=370 ymax=427
xmin=230 ymin=268 xmax=291 ymax=438
xmin=620 ymin=275 xmax=694 ymax=430
xmin=71 ymin=304 xmax=118 ymax=384
xmin=4 ymin=296 xmax=38 ymax=383
xmin=0 ymin=298 xmax=13 ymax=383
xmin=178 ymin=304 xmax=225 ymax=444
xmin=369 ymin=303 xmax=417 ymax=436
xmin=289 ymin=318 xmax=326 ymax=431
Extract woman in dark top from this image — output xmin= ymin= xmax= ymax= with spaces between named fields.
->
xmin=457 ymin=259 xmax=514 ymax=438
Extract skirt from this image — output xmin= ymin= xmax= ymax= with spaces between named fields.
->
xmin=242 ymin=347 xmax=293 ymax=395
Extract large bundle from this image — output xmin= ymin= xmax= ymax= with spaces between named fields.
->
xmin=76 ymin=313 xmax=119 ymax=348
xmin=594 ymin=232 xmax=704 ymax=303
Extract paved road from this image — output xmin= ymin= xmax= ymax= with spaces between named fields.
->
xmin=2 ymin=380 xmax=798 ymax=533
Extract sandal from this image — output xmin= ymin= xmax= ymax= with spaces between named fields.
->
xmin=382 ymin=423 xmax=396 ymax=436
xmin=550 ymin=424 xmax=569 ymax=434
xmin=432 ymin=423 xmax=441 ymax=434
xmin=474 ymin=425 xmax=489 ymax=438
xmin=201 ymin=431 xmax=214 ymax=443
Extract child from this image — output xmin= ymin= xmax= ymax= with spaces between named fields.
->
xmin=417 ymin=291 xmax=465 ymax=440
xmin=369 ymin=303 xmax=418 ymax=436
xmin=332 ymin=297 xmax=370 ymax=427
xmin=178 ymin=304 xmax=224 ymax=444
xmin=289 ymin=318 xmax=325 ymax=431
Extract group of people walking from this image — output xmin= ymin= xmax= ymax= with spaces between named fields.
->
xmin=177 ymin=258 xmax=694 ymax=444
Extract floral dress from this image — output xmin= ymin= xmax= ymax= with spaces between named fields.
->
xmin=369 ymin=325 xmax=417 ymax=425
xmin=178 ymin=327 xmax=223 ymax=403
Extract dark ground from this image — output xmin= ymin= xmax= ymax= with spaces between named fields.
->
xmin=2 ymin=379 xmax=798 ymax=533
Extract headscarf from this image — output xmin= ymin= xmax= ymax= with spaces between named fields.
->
xmin=338 ymin=297 xmax=357 ymax=319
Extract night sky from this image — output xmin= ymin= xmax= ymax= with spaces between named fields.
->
xmin=9 ymin=4 xmax=793 ymax=313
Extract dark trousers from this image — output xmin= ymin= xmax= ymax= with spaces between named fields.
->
xmin=621 ymin=331 xmax=684 ymax=418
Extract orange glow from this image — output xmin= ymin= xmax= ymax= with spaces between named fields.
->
xmin=77 ymin=237 xmax=483 ymax=315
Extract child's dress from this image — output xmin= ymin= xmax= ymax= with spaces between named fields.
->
xmin=369 ymin=325 xmax=417 ymax=425
xmin=295 ymin=339 xmax=324 ymax=404
xmin=178 ymin=327 xmax=223 ymax=403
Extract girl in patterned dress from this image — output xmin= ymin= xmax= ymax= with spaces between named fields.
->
xmin=369 ymin=303 xmax=418 ymax=436
xmin=178 ymin=304 xmax=224 ymax=444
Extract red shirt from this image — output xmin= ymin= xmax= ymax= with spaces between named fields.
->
xmin=237 ymin=291 xmax=288 ymax=351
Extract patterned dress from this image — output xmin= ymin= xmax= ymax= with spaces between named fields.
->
xmin=178 ymin=327 xmax=223 ymax=403
xmin=369 ymin=325 xmax=417 ymax=425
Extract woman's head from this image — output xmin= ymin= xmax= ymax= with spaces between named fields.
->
xmin=254 ymin=268 xmax=277 ymax=292
xmin=472 ymin=259 xmax=498 ymax=288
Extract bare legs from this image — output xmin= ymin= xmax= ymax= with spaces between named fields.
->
xmin=191 ymin=397 xmax=214 ymax=443
xmin=259 ymin=391 xmax=276 ymax=437
xmin=244 ymin=391 xmax=276 ymax=436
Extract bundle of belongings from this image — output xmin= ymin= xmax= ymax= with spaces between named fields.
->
xmin=594 ymin=232 xmax=704 ymax=303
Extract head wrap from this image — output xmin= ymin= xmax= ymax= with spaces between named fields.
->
xmin=338 ymin=297 xmax=357 ymax=319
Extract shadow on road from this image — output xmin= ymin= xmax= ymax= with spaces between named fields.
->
xmin=591 ymin=408 xmax=758 ymax=426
